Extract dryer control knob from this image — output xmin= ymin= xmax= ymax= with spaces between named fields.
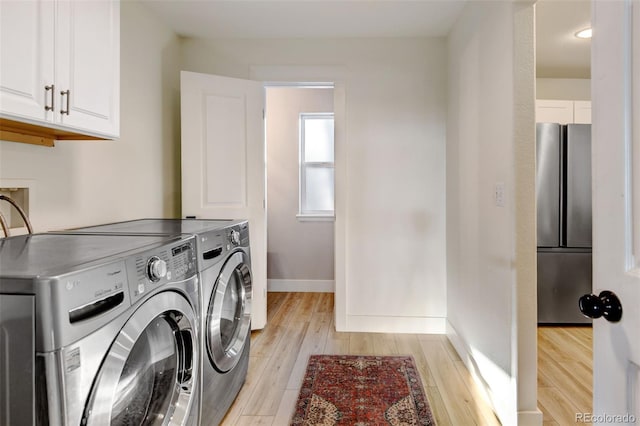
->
xmin=230 ymin=230 xmax=241 ymax=246
xmin=147 ymin=256 xmax=167 ymax=282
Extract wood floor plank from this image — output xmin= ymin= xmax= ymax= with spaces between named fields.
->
xmin=220 ymin=356 xmax=270 ymax=425
xmin=349 ymin=332 xmax=375 ymax=354
xmin=555 ymin=327 xmax=592 ymax=353
xmin=424 ymin=386 xmax=453 ymax=426
xmin=250 ymin=326 xmax=286 ymax=358
xmin=538 ymin=344 xmax=592 ymax=412
xmin=394 ymin=333 xmax=438 ymax=388
xmin=291 ymin=292 xmax=320 ymax=322
xmin=538 ymin=326 xmax=593 ymax=425
xmin=540 ymin=327 xmax=591 ymax=366
xmin=286 ymin=312 xmax=332 ymax=390
xmin=268 ymin=293 xmax=303 ymax=327
xmin=266 ymin=292 xmax=287 ymax=323
xmin=323 ymin=315 xmax=350 ymax=355
xmin=371 ymin=333 xmax=399 ymax=356
xmin=453 ymin=360 xmax=502 ymax=426
xmin=233 ymin=416 xmax=274 ymax=426
xmin=420 ymin=339 xmax=483 ymax=425
xmin=538 ymin=386 xmax=586 ymax=425
xmin=273 ymin=389 xmax=299 ymax=426
xmin=314 ymin=292 xmax=334 ymax=313
xmin=243 ymin=320 xmax=308 ymax=416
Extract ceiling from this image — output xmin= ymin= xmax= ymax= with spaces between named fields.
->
xmin=535 ymin=0 xmax=591 ymax=78
xmin=140 ymin=0 xmax=466 ymax=39
xmin=141 ymin=0 xmax=591 ymax=79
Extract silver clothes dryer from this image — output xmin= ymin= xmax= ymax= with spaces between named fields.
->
xmin=0 ymin=233 xmax=200 ymax=426
xmin=193 ymin=220 xmax=252 ymax=425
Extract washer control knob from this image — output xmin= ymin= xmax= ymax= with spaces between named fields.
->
xmin=230 ymin=230 xmax=241 ymax=246
xmin=147 ymin=256 xmax=167 ymax=282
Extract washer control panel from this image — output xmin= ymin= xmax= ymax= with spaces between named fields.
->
xmin=128 ymin=237 xmax=196 ymax=302
xmin=229 ymin=229 xmax=241 ymax=246
xmin=146 ymin=256 xmax=167 ymax=282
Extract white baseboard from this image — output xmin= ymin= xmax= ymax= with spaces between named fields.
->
xmin=340 ymin=315 xmax=446 ymax=334
xmin=518 ymin=411 xmax=543 ymax=426
xmin=267 ymin=279 xmax=334 ymax=293
xmin=446 ymin=321 xmax=543 ymax=426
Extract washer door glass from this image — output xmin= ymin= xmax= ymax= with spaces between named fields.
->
xmin=111 ymin=315 xmax=178 ymax=424
xmin=82 ymin=292 xmax=198 ymax=426
xmin=207 ymin=251 xmax=252 ymax=373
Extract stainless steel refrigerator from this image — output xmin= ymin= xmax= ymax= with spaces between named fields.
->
xmin=536 ymin=123 xmax=592 ymax=324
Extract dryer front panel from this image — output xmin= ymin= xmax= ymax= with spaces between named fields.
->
xmin=82 ymin=291 xmax=198 ymax=426
xmin=206 ymin=251 xmax=252 ymax=373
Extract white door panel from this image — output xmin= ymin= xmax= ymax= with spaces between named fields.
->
xmin=181 ymin=71 xmax=266 ymax=330
xmin=0 ymin=0 xmax=54 ymax=121
xmin=56 ymin=0 xmax=119 ymax=136
xmin=589 ymin=0 xmax=640 ymax=422
xmin=202 ymin=94 xmax=248 ymax=211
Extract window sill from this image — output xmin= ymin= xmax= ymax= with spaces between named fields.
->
xmin=296 ymin=214 xmax=335 ymax=222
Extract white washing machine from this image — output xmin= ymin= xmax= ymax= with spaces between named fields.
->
xmin=0 ymin=233 xmax=200 ymax=426
xmin=54 ymin=219 xmax=253 ymax=425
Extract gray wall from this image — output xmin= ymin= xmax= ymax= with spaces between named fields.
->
xmin=266 ymin=87 xmax=334 ymax=282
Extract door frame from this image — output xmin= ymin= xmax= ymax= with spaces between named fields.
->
xmin=250 ymin=65 xmax=347 ymax=328
xmin=263 ymin=82 xmax=336 ymax=292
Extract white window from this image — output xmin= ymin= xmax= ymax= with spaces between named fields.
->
xmin=299 ymin=113 xmax=334 ymax=219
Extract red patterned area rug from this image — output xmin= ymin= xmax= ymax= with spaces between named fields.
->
xmin=291 ymin=355 xmax=436 ymax=425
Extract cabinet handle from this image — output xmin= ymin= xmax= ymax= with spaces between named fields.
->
xmin=45 ymin=85 xmax=55 ymax=111
xmin=60 ymin=90 xmax=70 ymax=115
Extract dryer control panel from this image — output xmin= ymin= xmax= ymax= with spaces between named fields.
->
xmin=127 ymin=237 xmax=197 ymax=302
xmin=197 ymin=222 xmax=250 ymax=270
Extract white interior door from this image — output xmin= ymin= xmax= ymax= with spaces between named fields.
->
xmin=587 ymin=0 xmax=640 ymax=422
xmin=181 ymin=71 xmax=266 ymax=330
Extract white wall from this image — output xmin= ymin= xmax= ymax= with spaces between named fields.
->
xmin=536 ymin=77 xmax=591 ymax=100
xmin=181 ymin=37 xmax=448 ymax=332
xmin=447 ymin=2 xmax=540 ymax=425
xmin=266 ymin=87 xmax=335 ymax=290
xmin=0 ymin=1 xmax=181 ymax=231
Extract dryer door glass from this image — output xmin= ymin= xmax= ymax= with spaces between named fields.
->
xmin=207 ymin=251 xmax=252 ymax=373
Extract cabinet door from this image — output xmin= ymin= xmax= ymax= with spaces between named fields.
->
xmin=56 ymin=0 xmax=120 ymax=137
xmin=535 ymin=99 xmax=574 ymax=124
xmin=0 ymin=0 xmax=54 ymax=122
xmin=573 ymin=100 xmax=592 ymax=124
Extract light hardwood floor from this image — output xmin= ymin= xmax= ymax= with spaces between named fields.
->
xmin=218 ymin=292 xmax=593 ymax=426
xmin=537 ymin=326 xmax=593 ymax=426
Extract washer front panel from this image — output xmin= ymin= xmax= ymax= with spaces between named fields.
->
xmin=82 ymin=291 xmax=198 ymax=426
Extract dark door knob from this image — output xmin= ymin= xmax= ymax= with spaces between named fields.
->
xmin=579 ymin=290 xmax=623 ymax=322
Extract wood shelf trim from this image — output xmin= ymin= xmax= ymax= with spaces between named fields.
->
xmin=0 ymin=117 xmax=110 ymax=147
xmin=0 ymin=129 xmax=54 ymax=147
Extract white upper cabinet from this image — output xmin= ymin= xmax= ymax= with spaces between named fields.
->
xmin=572 ymin=100 xmax=592 ymax=124
xmin=535 ymin=99 xmax=574 ymax=124
xmin=0 ymin=1 xmax=55 ymax=122
xmin=0 ymin=0 xmax=119 ymax=141
xmin=535 ymin=99 xmax=592 ymax=124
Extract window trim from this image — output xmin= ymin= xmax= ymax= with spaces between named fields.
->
xmin=299 ymin=112 xmax=335 ymax=219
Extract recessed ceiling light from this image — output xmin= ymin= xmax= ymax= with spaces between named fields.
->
xmin=575 ymin=28 xmax=592 ymax=39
